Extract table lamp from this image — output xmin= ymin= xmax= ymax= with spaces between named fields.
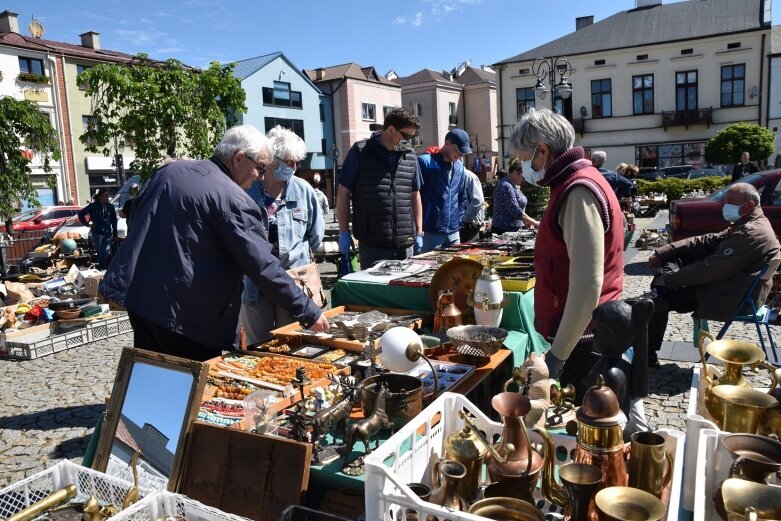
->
xmin=378 ymin=327 xmax=440 ymax=393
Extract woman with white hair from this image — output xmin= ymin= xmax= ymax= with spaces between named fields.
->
xmin=510 ymin=109 xmax=625 ymax=400
xmin=240 ymin=125 xmax=325 ymax=343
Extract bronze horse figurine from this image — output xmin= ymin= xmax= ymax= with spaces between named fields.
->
xmin=343 ymin=384 xmax=391 ymax=460
xmin=311 ymin=375 xmax=360 ymax=450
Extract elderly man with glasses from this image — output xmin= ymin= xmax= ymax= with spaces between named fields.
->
xmin=100 ymin=124 xmax=329 ymax=361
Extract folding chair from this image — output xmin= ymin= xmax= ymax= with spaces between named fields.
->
xmin=695 ymin=256 xmax=781 ymax=364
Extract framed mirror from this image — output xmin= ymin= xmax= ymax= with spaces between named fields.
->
xmin=92 ymin=347 xmax=208 ymax=491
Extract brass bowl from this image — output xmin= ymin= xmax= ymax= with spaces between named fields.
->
xmin=468 ymin=497 xmax=544 ymax=521
xmin=446 ymin=325 xmax=508 ymax=357
xmin=722 ymin=478 xmax=781 ymax=519
xmin=594 ymin=486 xmax=665 ymax=521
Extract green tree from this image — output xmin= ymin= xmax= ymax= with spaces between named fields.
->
xmin=79 ymin=54 xmax=246 ymax=179
xmin=705 ymin=123 xmax=775 ymax=165
xmin=0 ymin=96 xmax=61 ymax=228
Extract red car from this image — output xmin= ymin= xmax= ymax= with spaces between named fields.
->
xmin=666 ymin=171 xmax=781 ymax=242
xmin=0 ymin=206 xmax=82 ymax=232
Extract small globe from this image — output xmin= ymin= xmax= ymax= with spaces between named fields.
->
xmin=60 ymin=238 xmax=78 ymax=254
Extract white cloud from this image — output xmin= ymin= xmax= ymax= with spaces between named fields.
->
xmin=412 ymin=12 xmax=423 ymax=26
xmin=115 ymin=29 xmax=158 ymax=45
xmin=394 ymin=15 xmax=408 ymax=25
xmin=393 ymin=0 xmax=481 ymax=27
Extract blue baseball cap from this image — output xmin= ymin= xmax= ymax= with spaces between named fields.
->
xmin=445 ymin=128 xmax=472 ymax=155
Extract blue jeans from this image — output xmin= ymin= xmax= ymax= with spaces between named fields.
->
xmin=93 ymin=233 xmax=113 ymax=268
xmin=417 ymin=231 xmax=461 ymax=254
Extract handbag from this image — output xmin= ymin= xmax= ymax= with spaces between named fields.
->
xmin=286 ymin=262 xmax=327 ymax=309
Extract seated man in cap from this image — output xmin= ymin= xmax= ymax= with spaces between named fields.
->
xmin=416 ymin=128 xmax=471 ymax=253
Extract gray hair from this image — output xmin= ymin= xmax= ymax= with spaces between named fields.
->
xmin=509 ymin=108 xmax=575 ymax=157
xmin=591 ymin=150 xmax=607 ymax=168
xmin=730 ymin=182 xmax=760 ymax=205
xmin=267 ymin=125 xmax=308 ymax=162
xmin=213 ymin=125 xmax=272 ymax=164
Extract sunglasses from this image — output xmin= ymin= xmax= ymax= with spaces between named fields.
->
xmin=245 ymin=154 xmax=268 ymax=174
xmin=397 ymin=128 xmax=416 ymax=141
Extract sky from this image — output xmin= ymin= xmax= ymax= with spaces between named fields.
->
xmin=7 ymin=0 xmax=781 ymax=76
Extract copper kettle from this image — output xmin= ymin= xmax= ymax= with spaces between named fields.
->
xmin=434 ymin=290 xmax=462 ymax=333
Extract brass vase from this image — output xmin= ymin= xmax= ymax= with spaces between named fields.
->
xmin=559 ymin=463 xmax=602 ymax=521
xmin=428 ymin=459 xmax=469 ymax=513
xmin=711 ymin=385 xmax=778 ymax=433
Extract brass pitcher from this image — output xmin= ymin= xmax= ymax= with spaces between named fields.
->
xmin=698 ymin=332 xmax=778 ymax=425
xmin=443 ymin=425 xmax=487 ymax=501
xmin=433 ymin=290 xmax=462 ymax=333
xmin=428 ymin=459 xmax=469 ymax=512
xmin=712 ymin=385 xmax=778 ymax=433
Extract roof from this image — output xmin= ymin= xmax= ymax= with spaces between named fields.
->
xmin=0 ymin=31 xmax=135 ymax=64
xmin=231 ymin=51 xmax=322 ymax=93
xmin=395 ymin=68 xmax=459 ymax=87
xmin=454 ymin=66 xmax=495 ymax=86
xmin=495 ymin=0 xmax=768 ymax=65
xmin=115 ymin=414 xmax=174 ymax=476
xmin=304 ymin=62 xmax=399 ymax=87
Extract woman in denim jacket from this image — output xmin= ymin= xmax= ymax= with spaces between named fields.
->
xmin=240 ymin=126 xmax=325 ymax=343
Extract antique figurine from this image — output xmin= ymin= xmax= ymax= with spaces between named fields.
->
xmin=311 ymin=375 xmax=360 ymax=451
xmin=289 ymin=400 xmax=312 ymax=443
xmin=342 ymin=384 xmax=391 ymax=471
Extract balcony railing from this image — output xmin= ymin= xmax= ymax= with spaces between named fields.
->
xmin=662 ymin=107 xmax=712 ymax=130
xmin=572 ymin=118 xmax=585 ymax=134
xmin=448 ymin=114 xmax=458 ymax=125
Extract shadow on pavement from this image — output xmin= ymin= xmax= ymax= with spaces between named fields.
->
xmin=0 ymin=404 xmax=104 ymax=431
xmin=625 ymin=261 xmax=652 ymax=276
xmin=648 ymin=363 xmax=693 ymax=396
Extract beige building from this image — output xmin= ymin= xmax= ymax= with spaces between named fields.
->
xmin=493 ymin=0 xmax=773 ymax=170
xmin=395 ymin=65 xmax=498 ymax=180
xmin=305 ymin=63 xmax=401 ymax=164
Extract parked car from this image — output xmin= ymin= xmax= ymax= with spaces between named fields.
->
xmin=658 ymin=165 xmax=694 ymax=179
xmin=53 ymin=213 xmax=128 ymax=240
xmin=666 ymin=171 xmax=781 ymax=242
xmin=687 ymin=168 xmax=729 ymax=180
xmin=0 ymin=205 xmax=82 ymax=233
xmin=637 ymin=167 xmax=663 ymax=181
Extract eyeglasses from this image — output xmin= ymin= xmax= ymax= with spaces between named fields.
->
xmin=276 ymin=157 xmax=298 ymax=168
xmin=396 ymin=128 xmax=416 ymax=141
xmin=245 ymin=154 xmax=268 ymax=174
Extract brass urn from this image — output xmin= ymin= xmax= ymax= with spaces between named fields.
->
xmin=443 ymin=425 xmax=488 ymax=501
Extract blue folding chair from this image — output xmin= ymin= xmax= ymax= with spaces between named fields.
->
xmin=696 ymin=257 xmax=781 ymax=364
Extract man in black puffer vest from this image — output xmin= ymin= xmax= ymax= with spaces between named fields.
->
xmin=337 ymin=108 xmax=423 ymax=270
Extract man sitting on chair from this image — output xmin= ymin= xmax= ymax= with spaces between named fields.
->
xmin=647 ymin=183 xmax=780 ymax=366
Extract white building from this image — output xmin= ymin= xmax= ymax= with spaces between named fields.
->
xmin=493 ymin=0 xmax=774 ymax=170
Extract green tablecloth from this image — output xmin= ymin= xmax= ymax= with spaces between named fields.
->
xmin=331 ymin=279 xmax=549 ymax=366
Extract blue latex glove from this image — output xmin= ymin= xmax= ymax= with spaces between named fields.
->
xmin=338 ymin=231 xmax=353 ymax=257
xmin=414 ymin=233 xmax=424 ymax=253
xmin=544 ymin=349 xmax=567 ymax=379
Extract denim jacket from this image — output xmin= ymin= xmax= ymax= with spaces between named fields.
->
xmin=242 ymin=176 xmax=324 ymax=305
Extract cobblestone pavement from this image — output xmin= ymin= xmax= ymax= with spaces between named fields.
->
xmin=0 ymin=212 xmax=778 ymax=486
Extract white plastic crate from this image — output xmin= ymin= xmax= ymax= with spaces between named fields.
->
xmin=1 ymin=326 xmax=90 ymax=359
xmin=0 ymin=460 xmax=139 ymax=520
xmin=111 ymin=490 xmax=252 ymax=521
xmin=365 ymin=392 xmax=684 ymax=521
xmin=86 ymin=312 xmax=132 ymax=342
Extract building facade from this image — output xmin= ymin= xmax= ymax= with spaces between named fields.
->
xmin=768 ymin=25 xmax=781 ymax=165
xmin=493 ymin=0 xmax=773 ymax=171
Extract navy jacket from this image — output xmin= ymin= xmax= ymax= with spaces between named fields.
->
xmin=418 ymin=153 xmax=467 ymax=234
xmin=599 ymin=168 xmax=635 ymax=199
xmin=77 ymin=201 xmax=118 ymax=237
xmin=100 ymin=157 xmax=321 ymax=350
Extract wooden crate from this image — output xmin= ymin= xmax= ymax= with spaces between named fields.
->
xmin=271 ymin=305 xmax=432 ymax=352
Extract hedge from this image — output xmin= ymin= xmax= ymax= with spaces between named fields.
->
xmin=635 ymin=176 xmax=731 ymax=205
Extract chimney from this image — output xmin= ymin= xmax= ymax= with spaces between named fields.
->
xmin=315 ymin=67 xmax=325 ymax=81
xmin=80 ymin=31 xmax=101 ymax=50
xmin=0 ymin=11 xmax=19 ymax=34
xmin=576 ymin=16 xmax=594 ymax=31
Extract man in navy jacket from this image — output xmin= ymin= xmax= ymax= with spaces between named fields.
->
xmin=100 ymin=125 xmax=329 ymax=361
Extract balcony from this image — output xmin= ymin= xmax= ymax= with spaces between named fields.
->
xmin=661 ymin=107 xmax=712 ymax=130
xmin=448 ymin=114 xmax=458 ymax=126
xmin=572 ymin=118 xmax=585 ymax=135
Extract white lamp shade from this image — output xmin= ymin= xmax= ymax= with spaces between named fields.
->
xmin=379 ymin=327 xmax=423 ymax=372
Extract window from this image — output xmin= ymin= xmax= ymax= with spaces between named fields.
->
xmin=519 ymin=68 xmax=529 ymax=74
xmin=681 ymin=48 xmax=693 ymax=55
xmin=82 ymin=115 xmax=97 ymax=146
xmin=721 ymin=64 xmax=745 ymax=107
xmin=262 ymin=81 xmax=302 ymax=108
xmin=383 ymin=105 xmax=395 ymax=119
xmin=18 ymin=56 xmax=44 ymax=75
xmin=321 ymin=139 xmax=327 ymax=155
xmin=591 ymin=79 xmax=612 ymax=118
xmin=634 ymin=141 xmax=706 ymax=169
xmin=553 ymin=89 xmax=573 ymax=120
xmin=727 ymin=42 xmax=741 ymax=49
xmin=319 ymin=103 xmax=325 ymax=122
xmin=449 ymin=102 xmax=456 ymax=115
xmin=676 ymin=70 xmax=698 ymax=111
xmin=632 ymin=74 xmax=654 ymax=115
xmin=413 ymin=102 xmax=423 ymax=117
xmin=636 ymin=54 xmax=648 ymax=61
xmin=361 ymin=103 xmax=376 ymax=121
xmin=264 ymin=117 xmax=304 ymax=140
xmin=76 ymin=64 xmax=92 ymax=90
xmin=594 ymin=59 xmax=605 ymax=66
xmin=516 ymin=87 xmax=535 ymax=118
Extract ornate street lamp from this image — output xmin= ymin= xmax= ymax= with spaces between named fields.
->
xmin=532 ymin=56 xmax=573 ymax=105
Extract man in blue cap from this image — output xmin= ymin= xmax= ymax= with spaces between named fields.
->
xmin=416 ymin=128 xmax=471 ymax=253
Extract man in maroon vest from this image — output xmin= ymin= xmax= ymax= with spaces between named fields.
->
xmin=510 ymin=109 xmax=625 ymax=400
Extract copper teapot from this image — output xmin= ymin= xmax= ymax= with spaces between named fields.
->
xmin=434 ymin=290 xmax=462 ymax=333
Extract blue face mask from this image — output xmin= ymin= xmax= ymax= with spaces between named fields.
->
xmin=722 ymin=203 xmax=743 ymax=223
xmin=273 ymin=160 xmax=295 ymax=181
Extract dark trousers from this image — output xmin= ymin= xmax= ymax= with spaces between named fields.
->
xmin=128 ymin=311 xmax=224 ymax=362
xmin=459 ymin=222 xmax=481 ymax=243
xmin=648 ymin=258 xmax=699 ymax=351
xmin=560 ymin=343 xmax=602 ymax=405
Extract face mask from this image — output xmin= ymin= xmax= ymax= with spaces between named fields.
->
xmin=273 ymin=161 xmax=295 ymax=181
xmin=722 ymin=203 xmax=743 ymax=223
xmin=521 ymin=146 xmax=546 ymax=186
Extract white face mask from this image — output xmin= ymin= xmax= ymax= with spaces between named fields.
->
xmin=722 ymin=203 xmax=743 ymax=223
xmin=521 ymin=145 xmax=546 ymax=186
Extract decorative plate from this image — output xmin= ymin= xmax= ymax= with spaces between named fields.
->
xmin=428 ymin=257 xmax=483 ymax=311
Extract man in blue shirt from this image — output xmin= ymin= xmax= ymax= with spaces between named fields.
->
xmin=77 ymin=188 xmax=117 ymax=269
xmin=592 ymin=150 xmax=634 ymax=199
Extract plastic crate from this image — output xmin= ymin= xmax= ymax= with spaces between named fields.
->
xmin=1 ymin=326 xmax=90 ymax=359
xmin=364 ymin=392 xmax=684 ymax=521
xmin=86 ymin=312 xmax=132 ymax=342
xmin=0 ymin=460 xmax=139 ymax=520
xmin=111 ymin=490 xmax=252 ymax=521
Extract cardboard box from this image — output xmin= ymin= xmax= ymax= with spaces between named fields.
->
xmin=83 ymin=272 xmax=104 ymax=298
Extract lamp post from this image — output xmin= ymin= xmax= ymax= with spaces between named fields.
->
xmin=328 ymin=143 xmax=340 ymax=223
xmin=112 ymin=135 xmax=125 ymax=188
xmin=532 ymin=56 xmax=573 ymax=112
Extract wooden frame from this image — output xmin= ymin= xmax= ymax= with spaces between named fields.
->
xmin=92 ymin=347 xmax=208 ymax=491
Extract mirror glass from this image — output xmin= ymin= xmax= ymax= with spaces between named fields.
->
xmin=102 ymin=359 xmax=199 ymax=490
